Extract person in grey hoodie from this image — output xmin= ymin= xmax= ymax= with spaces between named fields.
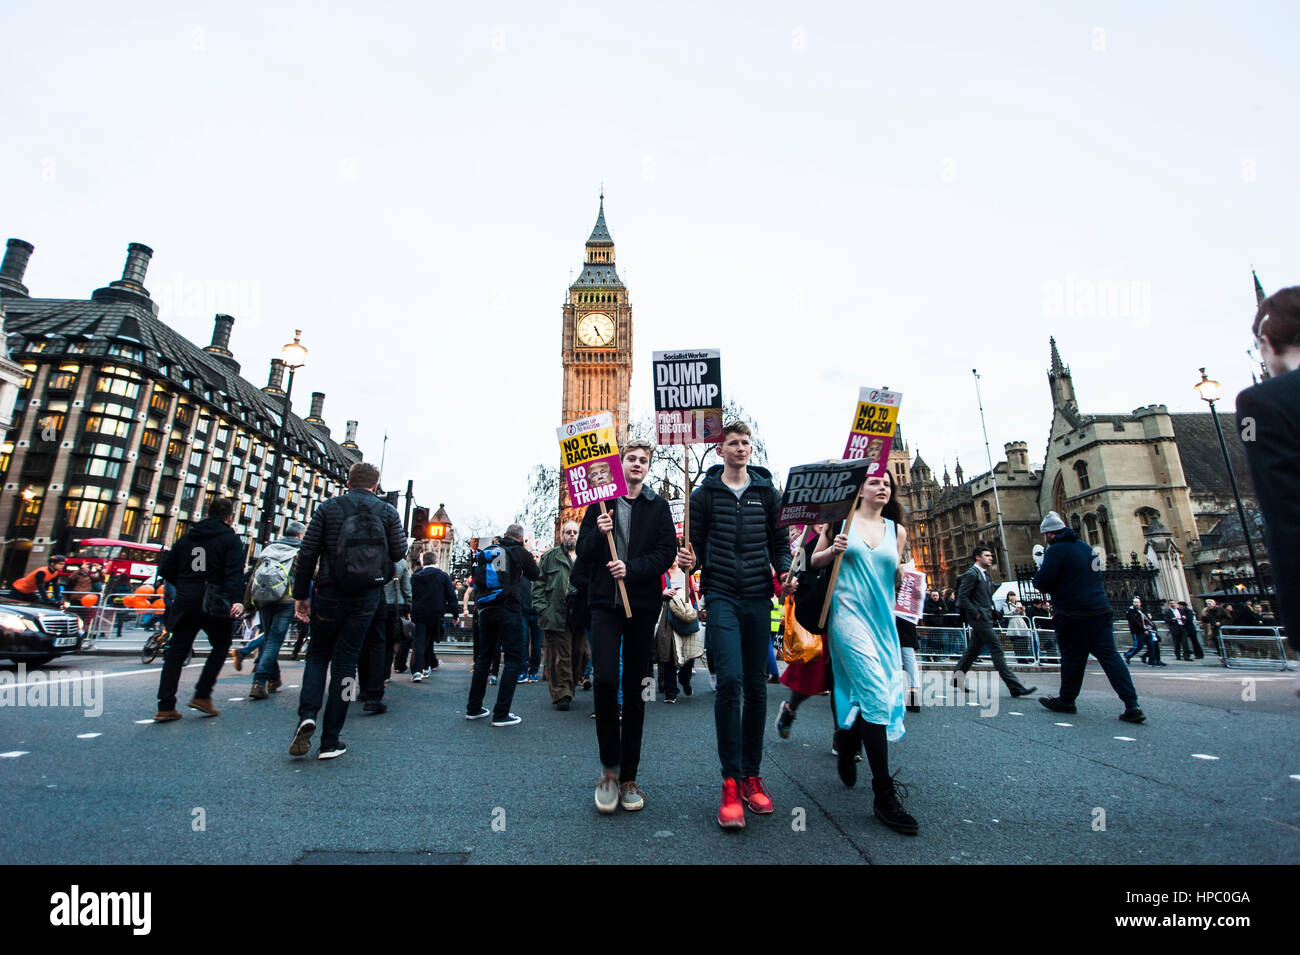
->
xmin=239 ymin=521 xmax=305 ymax=699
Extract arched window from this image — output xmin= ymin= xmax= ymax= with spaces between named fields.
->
xmin=1084 ymin=513 xmax=1100 ymax=546
xmin=981 ymin=500 xmax=991 ymax=524
xmin=1070 ymin=513 xmax=1082 ymax=534
xmin=1136 ymin=506 xmax=1160 ymax=529
xmin=1052 ymin=472 xmax=1066 ymax=515
xmin=1073 ymin=460 xmax=1091 ymax=491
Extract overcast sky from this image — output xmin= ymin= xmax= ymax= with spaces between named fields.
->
xmin=4 ymin=1 xmax=1295 ymax=534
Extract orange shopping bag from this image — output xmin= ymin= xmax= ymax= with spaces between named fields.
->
xmin=782 ymin=596 xmax=822 ymax=664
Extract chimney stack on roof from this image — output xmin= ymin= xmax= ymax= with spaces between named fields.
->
xmin=264 ymin=358 xmax=287 ymax=395
xmin=114 ymin=243 xmax=153 ymax=293
xmin=306 ymin=391 xmax=330 ymax=435
xmin=0 ymin=239 xmax=34 ymax=297
xmin=92 ymin=242 xmax=158 ymax=313
xmin=342 ymin=420 xmax=359 ymax=450
xmin=202 ymin=313 xmax=241 ymax=373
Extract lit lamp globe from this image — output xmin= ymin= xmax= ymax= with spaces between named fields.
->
xmin=281 ymin=330 xmax=308 ymax=369
xmin=1194 ymin=367 xmax=1221 ymax=404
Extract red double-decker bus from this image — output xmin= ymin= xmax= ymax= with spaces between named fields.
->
xmin=65 ymin=539 xmax=164 ymax=582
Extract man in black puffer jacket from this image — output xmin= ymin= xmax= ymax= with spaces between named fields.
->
xmin=677 ymin=421 xmax=791 ymax=829
xmin=153 ymin=496 xmax=246 ymax=721
xmin=1033 ymin=511 xmax=1145 ymax=723
xmin=288 ymin=462 xmax=406 ymax=760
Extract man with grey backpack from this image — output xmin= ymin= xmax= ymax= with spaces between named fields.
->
xmin=288 ymin=462 xmax=407 ymax=760
xmin=238 ymin=520 xmax=305 ymax=700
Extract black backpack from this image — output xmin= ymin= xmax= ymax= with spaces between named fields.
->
xmin=331 ymin=496 xmax=391 ymax=593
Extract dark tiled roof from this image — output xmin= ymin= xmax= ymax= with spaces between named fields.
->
xmin=3 ymin=295 xmax=359 ymax=477
xmin=587 ymin=201 xmax=612 ymax=245
xmin=1169 ymin=413 xmax=1255 ymax=499
xmin=570 ymin=263 xmax=624 ymax=288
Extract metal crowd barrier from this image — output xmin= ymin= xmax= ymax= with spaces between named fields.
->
xmin=1218 ymin=626 xmax=1294 ymax=671
xmin=916 ymin=618 xmax=1058 ymax=667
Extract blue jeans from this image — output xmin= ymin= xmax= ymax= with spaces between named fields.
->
xmin=297 ymin=589 xmax=382 ymax=747
xmin=705 ymin=595 xmax=772 ymax=780
xmin=253 ymin=604 xmax=294 ymax=684
xmin=1055 ymin=612 xmax=1139 ymax=710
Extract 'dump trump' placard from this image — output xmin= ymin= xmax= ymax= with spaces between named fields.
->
xmin=652 ymin=349 xmax=722 ymax=446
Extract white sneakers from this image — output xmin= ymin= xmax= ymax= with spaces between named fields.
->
xmin=595 ymin=772 xmax=620 ymax=814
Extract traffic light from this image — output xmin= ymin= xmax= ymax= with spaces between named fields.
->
xmin=426 ymin=522 xmax=448 ymax=540
xmin=411 ymin=506 xmax=429 ymax=539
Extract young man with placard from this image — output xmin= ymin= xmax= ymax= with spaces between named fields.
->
xmin=676 ymin=421 xmax=791 ymax=829
xmin=572 ymin=436 xmax=677 ymax=814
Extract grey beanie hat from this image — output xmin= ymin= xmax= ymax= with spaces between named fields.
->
xmin=1039 ymin=511 xmax=1067 ymax=533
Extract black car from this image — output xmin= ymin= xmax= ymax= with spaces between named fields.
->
xmin=0 ymin=601 xmax=85 ymax=667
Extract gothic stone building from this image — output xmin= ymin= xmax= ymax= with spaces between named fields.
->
xmin=900 ymin=339 xmax=1256 ymax=603
xmin=0 ymin=238 xmax=363 ymax=581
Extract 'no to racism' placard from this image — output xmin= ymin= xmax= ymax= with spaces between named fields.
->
xmin=843 ymin=386 xmax=902 ymax=476
xmin=652 ymin=349 xmax=723 ymax=445
xmin=775 ymin=459 xmax=873 ymax=528
xmin=557 ymin=413 xmax=628 ymax=509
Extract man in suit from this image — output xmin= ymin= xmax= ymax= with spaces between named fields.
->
xmin=1163 ymin=600 xmax=1193 ymax=661
xmin=1237 ymin=285 xmax=1300 ymax=665
xmin=952 ymin=544 xmax=1036 ymax=697
xmin=1177 ymin=602 xmax=1204 ymax=659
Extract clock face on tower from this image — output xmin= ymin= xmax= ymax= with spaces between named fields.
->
xmin=576 ymin=312 xmax=615 ymax=347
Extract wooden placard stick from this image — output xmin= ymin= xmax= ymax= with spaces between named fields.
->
xmin=818 ymin=488 xmax=865 ymax=629
xmin=599 ymin=499 xmax=633 ymax=617
xmin=683 ymin=444 xmax=691 ymax=543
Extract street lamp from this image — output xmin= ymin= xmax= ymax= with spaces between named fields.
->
xmin=259 ymin=330 xmax=308 ymax=545
xmin=1194 ymin=367 xmax=1265 ymax=598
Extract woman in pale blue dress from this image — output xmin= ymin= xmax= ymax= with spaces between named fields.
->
xmin=811 ymin=469 xmax=917 ymax=835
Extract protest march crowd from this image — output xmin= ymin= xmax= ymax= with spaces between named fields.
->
xmin=38 ymin=287 xmax=1294 ymax=838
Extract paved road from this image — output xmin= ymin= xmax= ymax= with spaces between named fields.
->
xmin=1 ymin=651 xmax=1296 ymax=865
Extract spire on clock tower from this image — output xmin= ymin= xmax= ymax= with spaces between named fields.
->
xmin=575 ymin=192 xmax=623 ymax=282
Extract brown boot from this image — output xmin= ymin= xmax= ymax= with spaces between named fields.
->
xmin=268 ymin=679 xmax=282 ymax=693
xmin=248 ymin=683 xmax=269 ymax=700
xmin=187 ymin=697 xmax=220 ymax=717
xmin=153 ymin=709 xmax=182 ymax=722
xmin=230 ymin=648 xmax=243 ymax=671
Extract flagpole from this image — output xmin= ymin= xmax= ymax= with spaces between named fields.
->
xmin=973 ymin=369 xmax=1012 ymax=578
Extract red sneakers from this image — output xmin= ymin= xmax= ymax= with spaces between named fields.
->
xmin=717 ymin=778 xmax=746 ymax=829
xmin=741 ymin=776 xmax=774 ymax=814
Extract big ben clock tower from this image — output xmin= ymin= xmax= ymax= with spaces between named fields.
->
xmin=559 ymin=191 xmax=633 ymax=530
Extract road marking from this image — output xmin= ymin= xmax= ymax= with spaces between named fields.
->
xmin=1191 ymin=754 xmax=1220 ymax=760
xmin=1 ymin=751 xmax=29 ymax=758
xmin=227 ymin=697 xmax=245 ymax=702
xmin=2 ymin=663 xmax=203 ymax=691
xmin=133 ymin=719 xmax=156 ymax=724
xmin=1054 ymin=722 xmax=1073 ymax=727
xmin=1008 ymin=711 xmax=1023 ymax=716
xmin=1114 ymin=736 xmax=1136 ymax=741
xmin=76 ymin=733 xmax=102 ymax=739
xmin=1290 ymin=775 xmax=1300 ymax=782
